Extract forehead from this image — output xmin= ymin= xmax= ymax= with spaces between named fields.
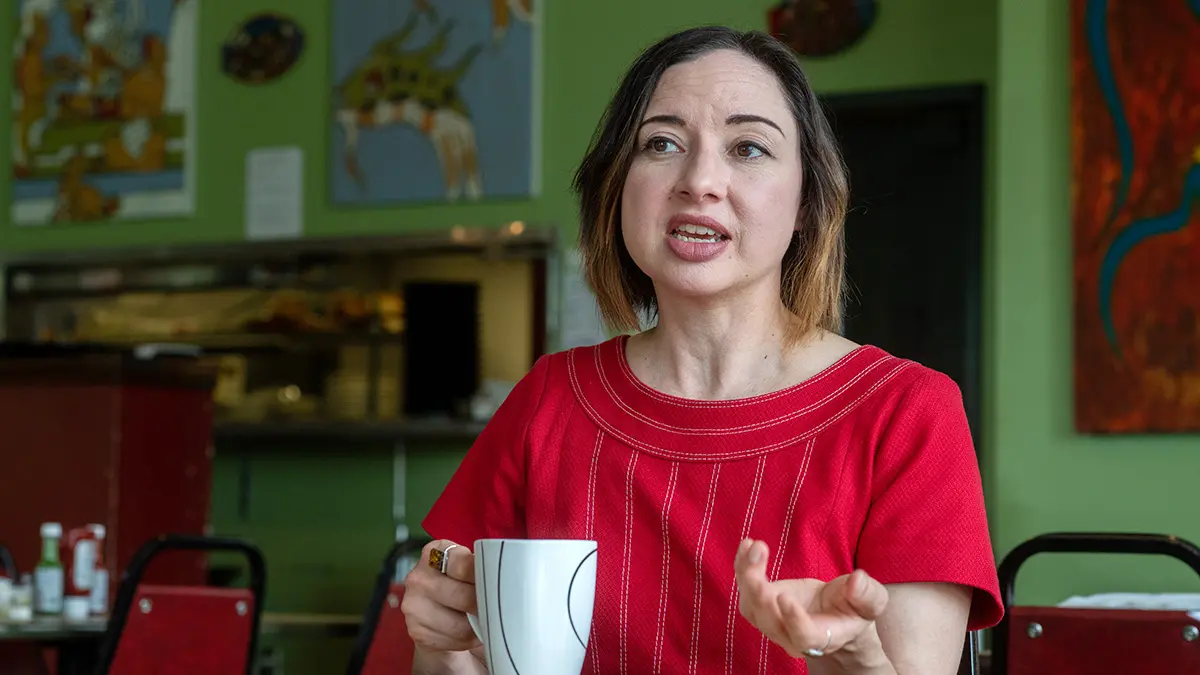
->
xmin=646 ymin=49 xmax=793 ymax=127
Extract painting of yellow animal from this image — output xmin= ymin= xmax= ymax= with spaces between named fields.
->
xmin=331 ymin=0 xmax=540 ymax=206
xmin=11 ymin=0 xmax=197 ymax=226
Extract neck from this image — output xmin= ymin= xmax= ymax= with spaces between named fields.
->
xmin=632 ymin=284 xmax=806 ymax=400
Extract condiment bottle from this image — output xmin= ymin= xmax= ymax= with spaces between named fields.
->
xmin=61 ymin=526 xmax=97 ymax=621
xmin=87 ymin=524 xmax=108 ymax=615
xmin=34 ymin=522 xmax=64 ymax=614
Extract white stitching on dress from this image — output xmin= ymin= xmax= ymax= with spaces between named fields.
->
xmin=652 ymin=463 xmax=680 ymax=674
xmin=595 ymin=346 xmax=893 ymax=435
xmin=568 ymin=354 xmax=912 ymax=461
xmin=688 ymin=465 xmax=722 ymax=674
xmin=614 ymin=337 xmax=872 ymax=408
xmin=727 ymin=457 xmax=767 ymax=675
xmin=757 ymin=439 xmax=815 ymax=674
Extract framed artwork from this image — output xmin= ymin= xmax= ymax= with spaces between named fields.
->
xmin=767 ymin=0 xmax=878 ymax=58
xmin=329 ymin=0 xmax=540 ymax=206
xmin=1072 ymin=0 xmax=1200 ymax=432
xmin=12 ymin=0 xmax=197 ymax=226
xmin=221 ymin=13 xmax=307 ymax=86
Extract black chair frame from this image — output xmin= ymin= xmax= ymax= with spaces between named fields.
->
xmin=92 ymin=533 xmax=267 ymax=675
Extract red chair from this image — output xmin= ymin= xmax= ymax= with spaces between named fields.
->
xmin=345 ymin=539 xmax=428 ymax=675
xmin=92 ymin=534 xmax=266 ymax=675
xmin=993 ymin=532 xmax=1200 ymax=675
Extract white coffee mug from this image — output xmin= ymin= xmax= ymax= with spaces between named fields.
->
xmin=468 ymin=539 xmax=597 ymax=675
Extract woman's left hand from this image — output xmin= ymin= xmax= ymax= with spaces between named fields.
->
xmin=734 ymin=538 xmax=890 ymax=665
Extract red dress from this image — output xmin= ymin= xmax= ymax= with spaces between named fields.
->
xmin=423 ymin=336 xmax=1003 ymax=674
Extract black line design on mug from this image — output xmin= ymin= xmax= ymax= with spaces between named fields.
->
xmin=567 ymin=547 xmax=598 ymax=649
xmin=497 ymin=542 xmax=522 ymax=675
xmin=480 ymin=545 xmax=496 ymax=672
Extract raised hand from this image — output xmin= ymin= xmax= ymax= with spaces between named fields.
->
xmin=734 ymin=538 xmax=889 ymax=661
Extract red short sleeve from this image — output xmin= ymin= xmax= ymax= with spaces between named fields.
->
xmin=420 ymin=355 xmax=551 ymax=548
xmin=855 ymin=370 xmax=1003 ymax=631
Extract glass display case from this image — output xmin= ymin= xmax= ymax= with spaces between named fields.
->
xmin=1 ymin=225 xmax=558 ymax=445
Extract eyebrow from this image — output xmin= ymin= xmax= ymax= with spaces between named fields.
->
xmin=639 ymin=113 xmax=785 ymax=137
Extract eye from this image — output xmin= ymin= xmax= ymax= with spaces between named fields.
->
xmin=734 ymin=142 xmax=768 ymax=159
xmin=644 ymin=136 xmax=680 ymax=154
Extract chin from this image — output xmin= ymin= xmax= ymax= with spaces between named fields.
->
xmin=651 ymin=268 xmax=735 ymax=301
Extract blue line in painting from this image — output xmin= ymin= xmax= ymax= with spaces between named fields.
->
xmin=1098 ymin=163 xmax=1200 ymax=356
xmin=1190 ymin=0 xmax=1200 ymax=19
xmin=1086 ymin=0 xmax=1133 ymax=237
xmin=12 ymin=170 xmax=184 ymax=201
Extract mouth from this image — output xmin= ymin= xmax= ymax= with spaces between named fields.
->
xmin=667 ymin=215 xmax=730 ymax=244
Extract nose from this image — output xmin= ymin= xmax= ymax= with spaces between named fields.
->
xmin=673 ymin=142 xmax=727 ymax=203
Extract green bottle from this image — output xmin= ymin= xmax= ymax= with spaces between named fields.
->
xmin=34 ymin=522 xmax=63 ymax=614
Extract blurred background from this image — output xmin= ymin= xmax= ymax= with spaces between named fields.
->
xmin=0 ymin=1 xmax=1196 ymax=674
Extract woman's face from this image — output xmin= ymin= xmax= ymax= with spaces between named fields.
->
xmin=621 ymin=49 xmax=803 ymax=305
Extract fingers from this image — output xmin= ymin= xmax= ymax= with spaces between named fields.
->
xmin=401 ymin=584 xmax=481 ymax=653
xmin=735 ymin=539 xmax=788 ymax=642
xmin=774 ymin=570 xmax=888 ymax=659
xmin=734 ymin=542 xmax=889 ymax=660
xmin=734 ymin=538 xmax=770 ymax=589
xmin=423 ymin=540 xmax=476 ymax=584
xmin=844 ymin=569 xmax=888 ymax=620
xmin=410 ymin=541 xmax=477 ymax=614
xmin=776 ymin=593 xmax=830 ymax=657
xmin=400 ymin=540 xmax=481 ymax=654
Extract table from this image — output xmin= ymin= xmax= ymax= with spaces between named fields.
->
xmin=0 ymin=612 xmax=363 ymax=673
xmin=260 ymin=612 xmax=363 ymax=638
xmin=0 ymin=611 xmax=362 ymax=639
xmin=0 ymin=616 xmax=107 ymax=640
xmin=0 ymin=616 xmax=105 ymax=674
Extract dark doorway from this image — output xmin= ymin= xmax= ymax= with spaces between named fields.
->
xmin=822 ymin=86 xmax=985 ymax=450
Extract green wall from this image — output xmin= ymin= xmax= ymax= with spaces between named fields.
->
xmin=0 ymin=0 xmax=997 ymax=255
xmin=990 ymin=0 xmax=1200 ymax=604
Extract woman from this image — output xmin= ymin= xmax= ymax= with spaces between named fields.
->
xmin=402 ymin=25 xmax=1002 ymax=675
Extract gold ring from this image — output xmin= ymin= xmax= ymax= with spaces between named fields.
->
xmin=428 ymin=543 xmax=461 ymax=575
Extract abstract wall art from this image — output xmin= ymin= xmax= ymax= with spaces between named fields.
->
xmin=1072 ymin=0 xmax=1200 ymax=432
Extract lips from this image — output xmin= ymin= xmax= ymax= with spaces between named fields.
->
xmin=664 ymin=213 xmax=731 ymax=263
xmin=667 ymin=214 xmax=730 ymax=243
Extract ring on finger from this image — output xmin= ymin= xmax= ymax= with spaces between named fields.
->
xmin=429 ymin=543 xmax=462 ymax=575
xmin=801 ymin=627 xmax=832 ymax=658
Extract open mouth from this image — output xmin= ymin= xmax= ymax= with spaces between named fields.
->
xmin=670 ymin=223 xmax=729 ymax=243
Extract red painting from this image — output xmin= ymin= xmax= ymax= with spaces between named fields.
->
xmin=1072 ymin=0 xmax=1200 ymax=432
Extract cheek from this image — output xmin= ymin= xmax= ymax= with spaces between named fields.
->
xmin=620 ymin=165 xmax=663 ymax=235
xmin=736 ymin=175 xmax=802 ymax=236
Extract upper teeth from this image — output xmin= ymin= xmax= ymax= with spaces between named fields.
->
xmin=677 ymin=224 xmax=720 ymax=236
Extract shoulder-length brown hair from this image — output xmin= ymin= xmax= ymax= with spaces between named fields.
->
xmin=572 ymin=26 xmax=849 ymax=340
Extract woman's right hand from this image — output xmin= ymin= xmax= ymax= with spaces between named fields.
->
xmin=401 ymin=540 xmax=481 ymax=654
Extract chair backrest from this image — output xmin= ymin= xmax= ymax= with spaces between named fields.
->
xmin=992 ymin=532 xmax=1200 ymax=675
xmin=94 ymin=534 xmax=266 ymax=675
xmin=106 ymin=585 xmax=256 ymax=675
xmin=345 ymin=539 xmax=427 ymax=675
xmin=357 ymin=582 xmax=416 ymax=675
